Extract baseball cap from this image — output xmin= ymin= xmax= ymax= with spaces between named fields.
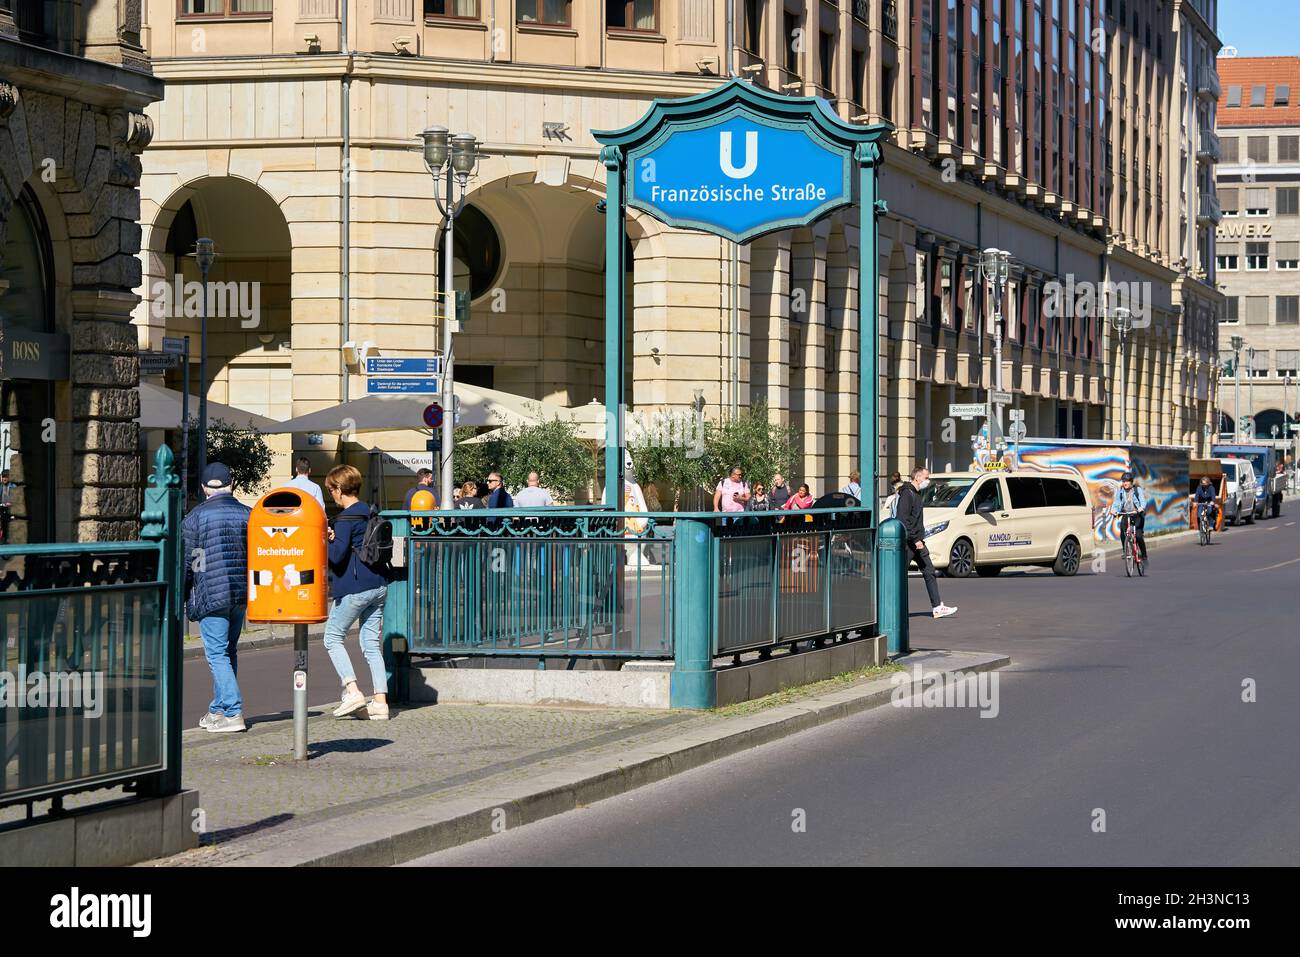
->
xmin=201 ymin=462 xmax=232 ymax=489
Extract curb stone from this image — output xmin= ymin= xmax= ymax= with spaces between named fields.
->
xmin=208 ymin=649 xmax=1010 ymax=867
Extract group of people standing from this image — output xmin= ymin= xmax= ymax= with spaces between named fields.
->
xmin=711 ymin=467 xmax=864 ymax=514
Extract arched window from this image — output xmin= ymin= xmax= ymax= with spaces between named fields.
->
xmin=446 ymin=204 xmax=503 ymax=301
xmin=0 ymin=185 xmax=55 ymax=334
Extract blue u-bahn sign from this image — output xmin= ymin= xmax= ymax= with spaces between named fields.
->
xmin=600 ymin=80 xmax=883 ymax=245
xmin=627 ymin=113 xmax=853 ymax=243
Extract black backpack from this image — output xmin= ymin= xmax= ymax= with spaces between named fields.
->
xmin=337 ymin=505 xmax=393 ymax=574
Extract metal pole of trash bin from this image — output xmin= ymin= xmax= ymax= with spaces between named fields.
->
xmin=293 ymin=623 xmax=308 ymax=760
xmin=877 ymin=518 xmax=910 ymax=655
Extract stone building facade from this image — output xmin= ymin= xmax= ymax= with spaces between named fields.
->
xmin=132 ymin=0 xmax=1218 ymax=504
xmin=0 ymin=1 xmax=162 ymax=542
xmin=1215 ymin=54 xmax=1300 ymax=444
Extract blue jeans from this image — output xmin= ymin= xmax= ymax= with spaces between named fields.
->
xmin=324 ymin=586 xmax=388 ymax=695
xmin=200 ymin=607 xmax=245 ymax=717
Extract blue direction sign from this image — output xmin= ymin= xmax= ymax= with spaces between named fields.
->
xmin=627 ymin=115 xmax=851 ymax=243
xmin=366 ymin=377 xmax=439 ymax=395
xmin=365 ymin=356 xmax=441 ymax=376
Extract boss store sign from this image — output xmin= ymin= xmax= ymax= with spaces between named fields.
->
xmin=0 ymin=329 xmax=70 ymax=381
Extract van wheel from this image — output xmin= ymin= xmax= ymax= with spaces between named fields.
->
xmin=975 ymin=565 xmax=1001 ymax=577
xmin=947 ymin=539 xmax=976 ymax=578
xmin=1053 ymin=537 xmax=1081 ymax=576
xmin=1246 ymin=506 xmax=1256 ymax=525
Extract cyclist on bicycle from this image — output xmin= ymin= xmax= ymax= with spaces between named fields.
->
xmin=1193 ymin=476 xmax=1217 ymax=529
xmin=1109 ymin=471 xmax=1148 ymax=562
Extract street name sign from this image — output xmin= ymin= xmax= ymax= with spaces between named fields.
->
xmin=366 ymin=377 xmax=439 ymax=395
xmin=990 ymin=390 xmax=1013 ymax=405
xmin=140 ymin=350 xmax=179 ymax=375
xmin=162 ymin=336 xmax=187 ymax=355
xmin=949 ymin=403 xmax=986 ymax=419
xmin=365 ymin=356 xmax=441 ymax=377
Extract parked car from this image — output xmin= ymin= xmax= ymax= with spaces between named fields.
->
xmin=1218 ymin=458 xmax=1257 ymax=526
xmin=1211 ymin=443 xmax=1283 ymax=519
xmin=919 ymin=471 xmax=1094 ymax=578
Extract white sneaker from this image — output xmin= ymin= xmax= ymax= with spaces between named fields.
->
xmin=206 ymin=713 xmax=246 ymax=733
xmin=932 ymin=604 xmax=958 ymax=619
xmin=333 ymin=689 xmax=367 ymax=717
xmin=366 ymin=700 xmax=390 ymax=721
xmin=198 ymin=712 xmax=221 ymax=730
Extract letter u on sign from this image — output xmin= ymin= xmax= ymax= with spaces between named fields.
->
xmin=719 ymin=130 xmax=758 ymax=179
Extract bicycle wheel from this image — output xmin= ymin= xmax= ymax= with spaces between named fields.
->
xmin=1137 ymin=549 xmax=1146 ymax=576
xmin=1124 ymin=543 xmax=1135 ymax=577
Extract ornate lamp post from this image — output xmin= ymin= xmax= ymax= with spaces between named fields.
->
xmin=1112 ymin=306 xmax=1133 ymax=441
xmin=980 ymin=247 xmax=1012 ymax=454
xmin=193 ymin=237 xmax=216 ymax=486
xmin=420 ymin=126 xmax=482 ymax=509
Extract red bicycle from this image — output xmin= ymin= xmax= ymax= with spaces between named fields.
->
xmin=1119 ymin=511 xmax=1145 ymax=577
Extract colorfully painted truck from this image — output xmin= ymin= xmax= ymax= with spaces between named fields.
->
xmin=992 ymin=439 xmax=1192 ymax=540
xmin=1210 ymin=443 xmax=1284 ymax=519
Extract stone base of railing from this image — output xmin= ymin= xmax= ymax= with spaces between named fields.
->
xmin=402 ymin=633 xmax=887 ymax=710
xmin=0 ymin=789 xmax=200 ymax=866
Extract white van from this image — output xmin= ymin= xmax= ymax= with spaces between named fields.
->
xmin=1218 ymin=457 xmax=1257 ymax=526
xmin=917 ymin=471 xmax=1095 ymax=577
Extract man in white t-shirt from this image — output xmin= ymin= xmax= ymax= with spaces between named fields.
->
xmin=513 ymin=471 xmax=555 ymax=508
xmin=286 ymin=457 xmax=326 ymax=511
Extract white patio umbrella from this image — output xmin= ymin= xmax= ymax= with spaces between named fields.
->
xmin=136 ymin=382 xmax=282 ymax=432
xmin=260 ymin=383 xmax=581 ymax=435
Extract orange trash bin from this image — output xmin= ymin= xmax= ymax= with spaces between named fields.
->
xmin=409 ymin=488 xmax=436 ymax=532
xmin=246 ymin=487 xmax=329 ymax=624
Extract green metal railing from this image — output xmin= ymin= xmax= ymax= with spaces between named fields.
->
xmin=0 ymin=447 xmax=183 ymax=810
xmin=385 ymin=505 xmax=877 ymax=666
xmin=391 ymin=510 xmax=674 ymax=658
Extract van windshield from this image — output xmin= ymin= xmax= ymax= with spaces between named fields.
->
xmin=1222 ymin=462 xmax=1237 ymax=480
xmin=922 ymin=478 xmax=975 ymax=508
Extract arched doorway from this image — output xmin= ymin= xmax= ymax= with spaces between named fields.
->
xmin=1253 ymin=408 xmax=1288 ymax=440
xmin=0 ymin=184 xmax=58 ymax=543
xmin=144 ymin=177 xmax=294 ymax=488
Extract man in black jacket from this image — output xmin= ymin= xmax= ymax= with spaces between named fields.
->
xmin=893 ymin=466 xmax=957 ymax=619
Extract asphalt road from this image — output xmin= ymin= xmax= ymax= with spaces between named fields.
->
xmin=407 ymin=513 xmax=1300 ymax=866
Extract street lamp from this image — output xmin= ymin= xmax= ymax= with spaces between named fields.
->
xmin=1246 ymin=346 xmax=1257 ymax=439
xmin=420 ymin=125 xmax=482 ymax=510
xmin=192 ymin=237 xmax=216 ymax=488
xmin=1230 ymin=334 xmax=1244 ymax=441
xmin=1112 ymin=306 xmax=1133 ymax=442
xmin=980 ymin=247 xmax=1013 ymax=454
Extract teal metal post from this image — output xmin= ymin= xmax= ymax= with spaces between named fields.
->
xmin=670 ymin=517 xmax=716 ymax=708
xmin=139 ymin=445 xmax=184 ymax=796
xmin=600 ymin=145 xmax=626 ymax=508
xmin=856 ymin=142 xmax=882 ymax=519
xmin=877 ymin=518 xmax=909 ymax=655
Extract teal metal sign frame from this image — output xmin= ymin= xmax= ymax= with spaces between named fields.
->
xmin=593 ymin=79 xmax=893 ymax=707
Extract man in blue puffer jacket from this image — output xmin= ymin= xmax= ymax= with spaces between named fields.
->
xmin=182 ymin=462 xmax=251 ymax=733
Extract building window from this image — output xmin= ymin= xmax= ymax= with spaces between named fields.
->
xmin=1278 ymin=241 xmax=1300 ymax=268
xmin=742 ymin=0 xmax=762 ymax=54
xmin=1247 ymin=136 xmax=1269 ymax=163
xmin=179 ymin=0 xmax=273 ymax=14
xmin=1245 ymin=186 xmax=1270 ymax=215
xmin=1216 ymin=242 xmax=1239 ymax=271
xmin=851 ymin=48 xmax=865 ymax=107
xmin=1278 ymin=350 xmax=1300 ymax=377
xmin=1279 ymin=296 xmax=1300 ymax=324
xmin=1280 ymin=135 xmax=1300 ymax=163
xmin=425 ymin=0 xmax=480 ymax=18
xmin=819 ymin=30 xmax=834 ymax=91
xmin=784 ymin=11 xmax=800 ymax=76
xmin=1247 ymin=351 xmax=1270 ymax=377
xmin=518 ymin=0 xmax=571 ymax=25
xmin=1221 ymin=136 xmax=1239 ymax=163
xmin=1279 ymin=188 xmax=1299 ymax=216
xmin=1222 ymin=297 xmax=1239 ymax=322
xmin=1246 ymin=241 xmax=1270 ymax=270
xmin=439 ymin=204 xmax=503 ymax=300
xmin=1220 ymin=187 xmax=1239 ymax=216
xmin=1246 ymin=296 xmax=1269 ymax=324
xmin=1251 ymin=84 xmax=1267 ymax=107
xmin=1277 ymin=84 xmax=1291 ymax=106
xmin=607 ymin=0 xmax=656 ymax=30
xmin=1226 ymin=84 xmax=1242 ymax=107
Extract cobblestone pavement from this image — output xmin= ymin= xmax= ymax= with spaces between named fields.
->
xmin=156 ymin=700 xmax=711 ymax=865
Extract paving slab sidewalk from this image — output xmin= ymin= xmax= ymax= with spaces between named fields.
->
xmin=142 ymin=648 xmax=1008 ymax=867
